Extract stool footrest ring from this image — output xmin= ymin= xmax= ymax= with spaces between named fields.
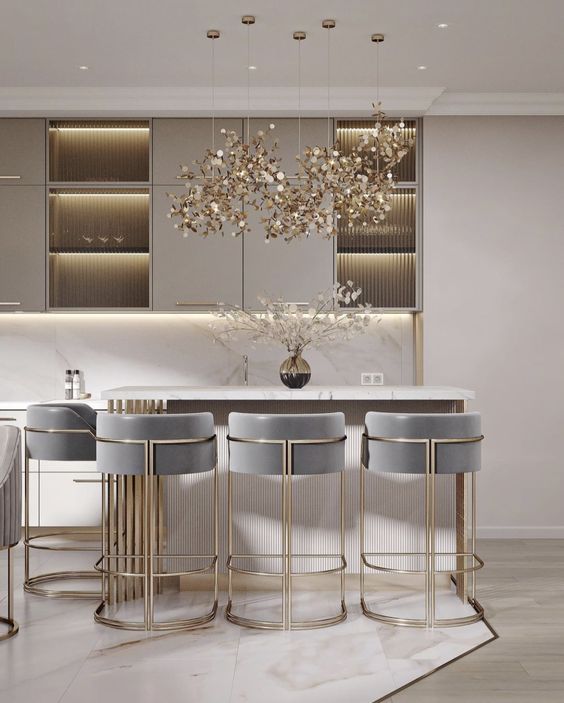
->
xmin=0 ymin=616 xmax=19 ymax=641
xmin=94 ymin=599 xmax=218 ymax=631
xmin=24 ymin=570 xmax=101 ymax=599
xmin=362 ymin=551 xmax=484 ymax=575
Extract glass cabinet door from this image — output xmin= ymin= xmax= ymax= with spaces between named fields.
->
xmin=48 ymin=188 xmax=150 ymax=309
xmin=335 ymin=119 xmax=419 ymax=310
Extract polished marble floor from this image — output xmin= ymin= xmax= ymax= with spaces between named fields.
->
xmin=0 ymin=545 xmax=494 ymax=703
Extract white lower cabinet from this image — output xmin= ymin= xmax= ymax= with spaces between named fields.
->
xmin=39 ymin=472 xmax=101 ymax=527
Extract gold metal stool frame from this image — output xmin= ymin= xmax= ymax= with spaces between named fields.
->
xmin=226 ymin=434 xmax=347 ymax=631
xmin=360 ymin=433 xmax=485 ymax=628
xmin=24 ymin=426 xmax=101 ymax=599
xmin=94 ymin=434 xmax=218 ymax=631
xmin=0 ymin=546 xmax=18 ymax=641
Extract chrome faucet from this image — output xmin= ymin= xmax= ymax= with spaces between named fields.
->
xmin=242 ymin=355 xmax=249 ymax=386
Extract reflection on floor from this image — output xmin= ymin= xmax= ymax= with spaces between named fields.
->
xmin=0 ymin=545 xmax=494 ymax=703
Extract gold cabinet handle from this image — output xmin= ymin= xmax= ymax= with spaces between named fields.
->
xmin=0 ymin=417 xmax=17 ymax=421
xmin=73 ymin=478 xmax=103 ymax=483
xmin=0 ymin=302 xmax=21 ymax=306
xmin=176 ymin=301 xmax=219 ymax=307
xmin=0 ymin=175 xmax=21 ymax=180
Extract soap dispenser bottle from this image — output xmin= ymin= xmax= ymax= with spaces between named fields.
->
xmin=72 ymin=370 xmax=81 ymax=400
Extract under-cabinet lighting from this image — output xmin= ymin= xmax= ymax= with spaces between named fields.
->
xmin=53 ymin=193 xmax=149 ymax=197
xmin=49 ymin=127 xmax=150 ymax=132
xmin=49 ymin=252 xmax=149 ymax=256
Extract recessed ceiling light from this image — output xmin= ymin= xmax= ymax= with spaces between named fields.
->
xmin=417 ymin=65 xmax=427 ymax=70
xmin=437 ymin=23 xmax=449 ymax=29
xmin=78 ymin=65 xmax=89 ymax=70
xmin=248 ymin=65 xmax=257 ymax=70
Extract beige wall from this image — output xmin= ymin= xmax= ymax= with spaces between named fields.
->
xmin=423 ymin=116 xmax=564 ymax=537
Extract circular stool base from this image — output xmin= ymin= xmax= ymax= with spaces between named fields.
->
xmin=0 ymin=616 xmax=19 ymax=641
xmin=361 ymin=596 xmax=485 ymax=628
xmin=94 ymin=599 xmax=218 ymax=632
xmin=226 ymin=600 xmax=347 ymax=631
xmin=24 ymin=571 xmax=101 ymax=599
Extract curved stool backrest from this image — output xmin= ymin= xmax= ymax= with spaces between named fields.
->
xmin=0 ymin=426 xmax=21 ymax=549
xmin=96 ymin=413 xmax=216 ymax=476
xmin=26 ymin=403 xmax=97 ymax=461
xmin=363 ymin=411 xmax=482 ymax=475
xmin=228 ymin=412 xmax=345 ymax=476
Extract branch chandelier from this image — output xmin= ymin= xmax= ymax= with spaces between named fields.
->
xmin=168 ymin=17 xmax=414 ymax=242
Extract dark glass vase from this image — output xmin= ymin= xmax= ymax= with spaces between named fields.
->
xmin=279 ymin=353 xmax=311 ymax=389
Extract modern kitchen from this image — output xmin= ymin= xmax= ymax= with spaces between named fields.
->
xmin=1 ymin=2 xmax=563 ymax=703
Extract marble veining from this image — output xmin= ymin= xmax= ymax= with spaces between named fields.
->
xmin=0 ymin=546 xmax=495 ymax=703
xmin=0 ymin=314 xmax=413 ymax=402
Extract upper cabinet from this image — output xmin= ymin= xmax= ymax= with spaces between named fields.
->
xmin=152 ymin=118 xmax=243 ymax=185
xmin=249 ymin=118 xmax=331 ymax=179
xmin=335 ymin=119 xmax=420 ymax=310
xmin=0 ymin=186 xmax=46 ymax=311
xmin=243 ymin=203 xmax=334 ymax=309
xmin=0 ymin=119 xmax=45 ymax=185
xmin=152 ymin=186 xmax=242 ymax=310
xmin=49 ymin=120 xmax=150 ymax=182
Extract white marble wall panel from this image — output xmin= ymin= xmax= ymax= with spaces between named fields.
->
xmin=0 ymin=313 xmax=414 ymax=401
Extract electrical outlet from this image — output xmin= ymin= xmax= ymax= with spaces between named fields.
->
xmin=361 ymin=372 xmax=384 ymax=385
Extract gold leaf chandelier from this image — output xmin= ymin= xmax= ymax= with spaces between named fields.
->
xmin=169 ymin=17 xmax=413 ymax=242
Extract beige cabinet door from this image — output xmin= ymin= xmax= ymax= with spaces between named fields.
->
xmin=152 ymin=118 xmax=243 ymax=185
xmin=0 ymin=119 xmax=45 ymax=185
xmin=152 ymin=186 xmax=243 ymax=310
xmin=243 ymin=203 xmax=335 ymax=310
xmin=249 ymin=118 xmax=332 ymax=179
xmin=0 ymin=186 xmax=46 ymax=311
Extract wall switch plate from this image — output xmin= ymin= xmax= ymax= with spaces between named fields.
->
xmin=361 ymin=372 xmax=384 ymax=385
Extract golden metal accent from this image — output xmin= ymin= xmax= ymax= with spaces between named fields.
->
xmin=226 ymin=434 xmax=347 ymax=631
xmin=207 ymin=30 xmax=220 ymax=39
xmin=322 ymin=19 xmax=336 ymax=29
xmin=293 ymin=31 xmax=306 ymax=41
xmin=241 ymin=15 xmax=255 ymax=25
xmin=94 ymin=434 xmax=218 ymax=631
xmin=371 ymin=33 xmax=385 ymax=43
xmin=0 ymin=546 xmax=19 ymax=641
xmin=372 ymin=617 xmax=499 ymax=703
xmin=23 ymin=426 xmax=101 ymax=599
xmin=360 ymin=432 xmax=485 ymax=628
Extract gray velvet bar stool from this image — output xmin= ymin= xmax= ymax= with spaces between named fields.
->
xmin=95 ymin=412 xmax=217 ymax=631
xmin=25 ymin=403 xmax=100 ymax=598
xmin=361 ymin=411 xmax=484 ymax=628
xmin=227 ymin=412 xmax=347 ymax=631
xmin=0 ymin=425 xmax=21 ymax=641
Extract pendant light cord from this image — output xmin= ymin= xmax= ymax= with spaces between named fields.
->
xmin=211 ymin=37 xmax=216 ymax=152
xmin=247 ymin=22 xmax=251 ymax=144
xmin=298 ymin=36 xmax=302 ymax=160
xmin=327 ymin=25 xmax=331 ymax=149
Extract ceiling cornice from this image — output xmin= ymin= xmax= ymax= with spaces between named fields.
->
xmin=0 ymin=86 xmax=444 ymax=117
xmin=427 ymin=92 xmax=564 ymax=115
xmin=2 ymin=87 xmax=564 ymax=117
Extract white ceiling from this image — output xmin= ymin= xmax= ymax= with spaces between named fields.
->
xmin=1 ymin=0 xmax=564 ymax=115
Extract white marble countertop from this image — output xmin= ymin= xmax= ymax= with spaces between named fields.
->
xmin=0 ymin=399 xmax=106 ymax=411
xmin=100 ymin=385 xmax=475 ymax=401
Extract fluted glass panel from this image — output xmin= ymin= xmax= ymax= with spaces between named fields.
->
xmin=48 ymin=188 xmax=150 ymax=308
xmin=337 ymin=188 xmax=416 ymax=308
xmin=49 ymin=120 xmax=150 ymax=182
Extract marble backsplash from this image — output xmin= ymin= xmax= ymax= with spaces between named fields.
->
xmin=0 ymin=313 xmax=414 ymax=401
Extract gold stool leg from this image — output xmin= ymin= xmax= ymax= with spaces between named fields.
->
xmin=0 ymin=547 xmax=19 ymax=641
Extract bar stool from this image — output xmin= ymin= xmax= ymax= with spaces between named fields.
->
xmin=95 ymin=412 xmax=217 ymax=631
xmin=1 ymin=426 xmax=21 ymax=641
xmin=227 ymin=412 xmax=347 ymax=631
xmin=361 ymin=411 xmax=484 ymax=628
xmin=25 ymin=403 xmax=100 ymax=598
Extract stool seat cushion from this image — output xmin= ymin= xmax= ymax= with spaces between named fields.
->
xmin=0 ymin=425 xmax=22 ymax=548
xmin=363 ymin=411 xmax=482 ymax=475
xmin=96 ymin=413 xmax=216 ymax=476
xmin=26 ymin=403 xmax=97 ymax=461
xmin=229 ymin=412 xmax=345 ymax=475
